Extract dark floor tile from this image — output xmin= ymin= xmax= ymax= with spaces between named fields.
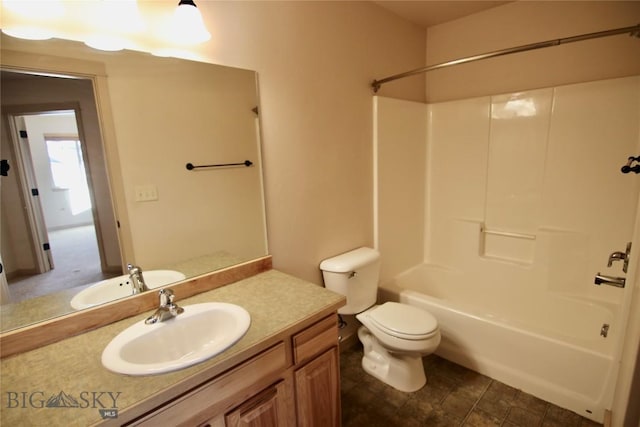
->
xmin=399 ymin=395 xmax=435 ymax=421
xmin=483 ymin=381 xmax=519 ymax=404
xmin=424 ymin=408 xmax=465 ymax=427
xmin=367 ymin=400 xmax=407 ymax=427
xmin=343 ymin=411 xmax=392 ymax=427
xmin=455 ymin=371 xmax=492 ymax=399
xmin=423 ymin=353 xmax=440 ymax=368
xmin=414 ymin=375 xmax=454 ymax=404
xmin=580 ymin=418 xmax=604 ymax=427
xmin=463 ymin=407 xmax=503 ymax=426
xmin=378 ymin=384 xmax=413 ymax=408
xmin=340 ymin=374 xmax=357 ymax=394
xmin=427 ymin=368 xmax=460 ymax=391
xmin=358 ymin=369 xmax=388 ymax=395
xmin=441 ymin=391 xmax=476 ymax=420
xmin=339 ymin=347 xmax=602 ymax=427
xmin=512 ymin=391 xmax=549 ymax=415
xmin=476 ymin=393 xmax=511 ymax=419
xmin=432 ymin=357 xmax=473 ymax=384
xmin=506 ymin=406 xmax=543 ymax=427
xmin=341 ymin=386 xmax=377 ymax=412
xmin=543 ymin=405 xmax=583 ymax=427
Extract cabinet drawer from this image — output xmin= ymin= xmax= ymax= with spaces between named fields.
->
xmin=130 ymin=343 xmax=287 ymax=427
xmin=292 ymin=315 xmax=338 ymax=365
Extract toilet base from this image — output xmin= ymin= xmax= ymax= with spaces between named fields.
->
xmin=357 ymin=326 xmax=427 ymax=392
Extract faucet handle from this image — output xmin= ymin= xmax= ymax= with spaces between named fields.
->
xmin=158 ymin=288 xmax=175 ymax=307
xmin=607 ymin=242 xmax=632 ymax=273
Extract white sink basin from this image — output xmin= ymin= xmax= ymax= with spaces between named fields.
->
xmin=101 ymin=302 xmax=251 ymax=375
xmin=70 ymin=270 xmax=186 ymax=310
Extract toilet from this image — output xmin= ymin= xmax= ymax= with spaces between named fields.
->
xmin=320 ymin=247 xmax=441 ymax=392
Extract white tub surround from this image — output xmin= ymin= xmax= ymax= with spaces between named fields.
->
xmin=374 ymin=76 xmax=640 ymax=423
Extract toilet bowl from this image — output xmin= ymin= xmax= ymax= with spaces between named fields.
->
xmin=319 ymin=247 xmax=441 ymax=392
xmin=356 ymin=302 xmax=441 ymax=392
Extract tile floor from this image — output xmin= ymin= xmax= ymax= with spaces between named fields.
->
xmin=340 ymin=343 xmax=603 ymax=427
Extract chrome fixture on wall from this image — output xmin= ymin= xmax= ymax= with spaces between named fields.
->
xmin=185 ymin=160 xmax=253 ymax=171
xmin=607 ymin=242 xmax=632 ymax=273
xmin=371 ymin=23 xmax=640 ymax=93
xmin=621 ymin=156 xmax=640 ymax=174
xmin=594 ymin=273 xmax=626 ymax=288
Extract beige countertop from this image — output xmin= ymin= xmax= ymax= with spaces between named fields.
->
xmin=0 ymin=269 xmax=344 ymax=426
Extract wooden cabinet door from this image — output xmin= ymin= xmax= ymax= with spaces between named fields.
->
xmin=294 ymin=347 xmax=340 ymax=427
xmin=225 ymin=380 xmax=291 ymax=427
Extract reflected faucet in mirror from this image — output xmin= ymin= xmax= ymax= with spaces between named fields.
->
xmin=127 ymin=264 xmax=149 ymax=294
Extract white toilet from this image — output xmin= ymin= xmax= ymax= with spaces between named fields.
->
xmin=320 ymin=247 xmax=441 ymax=392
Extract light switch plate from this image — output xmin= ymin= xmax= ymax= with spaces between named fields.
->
xmin=134 ymin=185 xmax=158 ymax=202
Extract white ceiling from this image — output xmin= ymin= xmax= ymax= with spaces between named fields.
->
xmin=373 ymin=1 xmax=511 ymax=28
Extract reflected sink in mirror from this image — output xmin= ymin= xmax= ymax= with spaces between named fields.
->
xmin=70 ymin=270 xmax=186 ymax=310
xmin=101 ymin=302 xmax=251 ymax=375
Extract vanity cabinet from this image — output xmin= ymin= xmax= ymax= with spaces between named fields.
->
xmin=292 ymin=315 xmax=341 ymax=427
xmin=124 ymin=314 xmax=340 ymax=427
xmin=224 ymin=380 xmax=291 ymax=427
xmin=294 ymin=348 xmax=340 ymax=427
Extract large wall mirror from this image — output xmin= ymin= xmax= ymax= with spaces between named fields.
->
xmin=0 ymin=34 xmax=268 ymax=332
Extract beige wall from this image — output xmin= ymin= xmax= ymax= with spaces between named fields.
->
xmin=425 ymin=1 xmax=640 ymax=102
xmin=1 ymin=1 xmax=427 ymax=284
xmin=374 ymin=97 xmax=428 ymax=285
xmin=193 ymin=1 xmax=427 ymax=282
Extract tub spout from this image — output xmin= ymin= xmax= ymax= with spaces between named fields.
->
xmin=594 ymin=273 xmax=625 ymax=288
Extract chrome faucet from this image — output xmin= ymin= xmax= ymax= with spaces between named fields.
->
xmin=607 ymin=242 xmax=631 ymax=273
xmin=594 ymin=273 xmax=626 ymax=288
xmin=145 ymin=289 xmax=184 ymax=324
xmin=127 ymin=264 xmax=149 ymax=294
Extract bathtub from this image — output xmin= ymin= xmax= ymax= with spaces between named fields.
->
xmin=379 ymin=263 xmax=620 ymax=423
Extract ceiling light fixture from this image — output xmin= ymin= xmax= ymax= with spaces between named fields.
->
xmin=169 ymin=0 xmax=211 ymax=45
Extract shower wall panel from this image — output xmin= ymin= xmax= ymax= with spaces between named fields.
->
xmin=424 ymin=76 xmax=640 ymax=304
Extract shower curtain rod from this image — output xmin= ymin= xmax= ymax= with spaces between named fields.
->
xmin=371 ymin=23 xmax=640 ymax=93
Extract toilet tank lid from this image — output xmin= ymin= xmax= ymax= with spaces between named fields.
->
xmin=319 ymin=247 xmax=380 ymax=273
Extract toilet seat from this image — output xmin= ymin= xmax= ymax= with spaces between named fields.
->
xmin=367 ymin=302 xmax=438 ymax=340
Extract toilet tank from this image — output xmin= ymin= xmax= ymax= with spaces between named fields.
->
xmin=319 ymin=247 xmax=380 ymax=315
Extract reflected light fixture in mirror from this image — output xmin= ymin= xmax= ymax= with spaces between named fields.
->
xmin=1 ymin=0 xmax=64 ymax=40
